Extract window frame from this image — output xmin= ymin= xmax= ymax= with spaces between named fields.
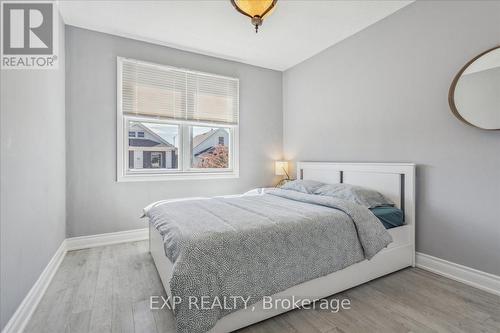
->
xmin=117 ymin=57 xmax=239 ymax=182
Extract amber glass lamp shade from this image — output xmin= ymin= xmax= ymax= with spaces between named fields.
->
xmin=231 ymin=0 xmax=277 ymax=33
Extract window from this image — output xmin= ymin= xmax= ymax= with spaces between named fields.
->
xmin=117 ymin=57 xmax=239 ymax=181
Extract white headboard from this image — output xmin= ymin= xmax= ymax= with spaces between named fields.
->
xmin=297 ymin=162 xmax=415 ymax=224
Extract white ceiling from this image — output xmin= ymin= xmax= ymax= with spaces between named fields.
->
xmin=58 ymin=0 xmax=412 ymax=71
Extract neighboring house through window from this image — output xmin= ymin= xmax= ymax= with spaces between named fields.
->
xmin=127 ymin=122 xmax=177 ymax=170
xmin=192 ymin=128 xmax=230 ymax=168
xmin=117 ymin=57 xmax=239 ymax=181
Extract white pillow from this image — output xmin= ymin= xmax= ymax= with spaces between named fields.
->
xmin=280 ymin=180 xmax=325 ymax=194
xmin=314 ymin=183 xmax=394 ymax=208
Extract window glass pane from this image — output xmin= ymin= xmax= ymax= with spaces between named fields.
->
xmin=128 ymin=121 xmax=179 ymax=170
xmin=191 ymin=126 xmax=230 ymax=169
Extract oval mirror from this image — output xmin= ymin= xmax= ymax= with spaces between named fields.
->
xmin=449 ymin=46 xmax=500 ymax=130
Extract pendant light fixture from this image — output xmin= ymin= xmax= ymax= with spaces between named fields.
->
xmin=230 ymin=0 xmax=277 ymax=33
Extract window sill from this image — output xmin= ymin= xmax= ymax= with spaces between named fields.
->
xmin=117 ymin=171 xmax=239 ymax=182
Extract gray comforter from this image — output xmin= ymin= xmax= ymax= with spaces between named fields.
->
xmin=146 ymin=189 xmax=392 ymax=333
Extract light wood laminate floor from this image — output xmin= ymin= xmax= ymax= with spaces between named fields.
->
xmin=24 ymin=241 xmax=500 ymax=333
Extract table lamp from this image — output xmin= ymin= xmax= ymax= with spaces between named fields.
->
xmin=275 ymin=161 xmax=290 ymax=187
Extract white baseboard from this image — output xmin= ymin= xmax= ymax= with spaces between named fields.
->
xmin=65 ymin=228 xmax=149 ymax=251
xmin=1 ymin=241 xmax=67 ymax=333
xmin=416 ymin=252 xmax=500 ymax=296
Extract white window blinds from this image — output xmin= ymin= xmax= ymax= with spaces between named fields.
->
xmin=120 ymin=58 xmax=239 ymax=125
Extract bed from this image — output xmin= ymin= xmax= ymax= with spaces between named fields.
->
xmin=147 ymin=162 xmax=416 ymax=333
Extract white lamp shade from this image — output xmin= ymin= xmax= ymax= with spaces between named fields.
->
xmin=275 ymin=161 xmax=289 ymax=176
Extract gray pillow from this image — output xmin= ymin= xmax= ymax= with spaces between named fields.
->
xmin=280 ymin=180 xmax=325 ymax=194
xmin=314 ymin=183 xmax=394 ymax=208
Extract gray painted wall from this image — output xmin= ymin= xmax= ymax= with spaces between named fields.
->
xmin=0 ymin=17 xmax=66 ymax=329
xmin=66 ymin=27 xmax=283 ymax=237
xmin=283 ymin=1 xmax=500 ymax=275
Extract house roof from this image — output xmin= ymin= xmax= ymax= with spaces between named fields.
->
xmin=129 ymin=139 xmax=166 ymax=147
xmin=193 ymin=129 xmax=216 ymax=148
xmin=131 ymin=123 xmax=175 ymax=147
xmin=193 ymin=128 xmax=226 ymax=149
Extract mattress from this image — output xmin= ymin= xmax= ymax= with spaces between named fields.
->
xmin=150 ymin=224 xmax=411 ymax=290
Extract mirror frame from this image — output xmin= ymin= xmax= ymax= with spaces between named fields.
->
xmin=448 ymin=45 xmax=500 ymax=131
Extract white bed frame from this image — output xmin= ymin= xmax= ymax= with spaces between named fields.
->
xmin=149 ymin=162 xmax=416 ymax=333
